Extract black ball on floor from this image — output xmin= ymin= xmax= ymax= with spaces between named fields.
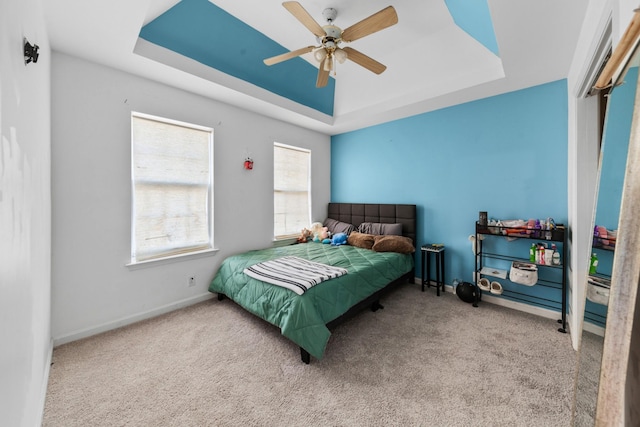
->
xmin=456 ymin=282 xmax=478 ymax=303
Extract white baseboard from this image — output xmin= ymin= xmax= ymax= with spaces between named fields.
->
xmin=582 ymin=320 xmax=605 ymax=337
xmin=53 ymin=293 xmax=214 ymax=347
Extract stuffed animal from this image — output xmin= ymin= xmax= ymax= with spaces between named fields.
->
xmin=331 ymin=232 xmax=348 ymax=246
xmin=310 ymin=222 xmax=330 ymax=242
xmin=317 ymin=227 xmax=329 ymax=242
xmin=297 ymin=228 xmax=313 ymax=243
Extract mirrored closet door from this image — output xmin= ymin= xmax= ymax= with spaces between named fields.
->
xmin=572 ymin=31 xmax=640 ymax=426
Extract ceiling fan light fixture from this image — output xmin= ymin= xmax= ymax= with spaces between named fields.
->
xmin=323 ymin=55 xmax=334 ymax=71
xmin=335 ymin=48 xmax=347 ymax=64
xmin=314 ymin=48 xmax=327 ymax=62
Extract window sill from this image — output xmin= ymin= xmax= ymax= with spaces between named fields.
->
xmin=272 ymin=237 xmax=297 ymax=247
xmin=126 ymin=248 xmax=219 ymax=270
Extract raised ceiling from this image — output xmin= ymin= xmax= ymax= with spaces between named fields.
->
xmin=44 ymin=0 xmax=589 ymax=135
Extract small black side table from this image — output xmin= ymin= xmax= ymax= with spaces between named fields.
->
xmin=421 ymin=244 xmax=445 ymax=296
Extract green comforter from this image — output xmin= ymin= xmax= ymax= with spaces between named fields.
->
xmin=209 ymin=242 xmax=414 ymax=360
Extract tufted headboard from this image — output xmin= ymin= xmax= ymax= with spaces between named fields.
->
xmin=327 ymin=203 xmax=417 ymax=246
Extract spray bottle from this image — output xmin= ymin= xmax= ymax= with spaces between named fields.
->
xmin=589 ymin=253 xmax=598 ymax=274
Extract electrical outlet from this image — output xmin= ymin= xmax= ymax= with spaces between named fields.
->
xmin=188 ymin=276 xmax=196 ymax=287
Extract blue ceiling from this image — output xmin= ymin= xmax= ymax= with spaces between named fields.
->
xmin=139 ymin=0 xmax=335 ymax=115
xmin=139 ymin=0 xmax=497 ymax=118
xmin=444 ymin=0 xmax=498 ymax=56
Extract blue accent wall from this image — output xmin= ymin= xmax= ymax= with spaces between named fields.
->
xmin=596 ymin=67 xmax=637 ymax=229
xmin=331 ymin=80 xmax=568 ymax=312
xmin=139 ymin=0 xmax=335 ymax=115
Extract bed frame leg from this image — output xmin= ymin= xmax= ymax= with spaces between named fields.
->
xmin=370 ymin=300 xmax=384 ymax=312
xmin=300 ymin=348 xmax=310 ymax=364
xmin=217 ymin=293 xmax=225 ymax=301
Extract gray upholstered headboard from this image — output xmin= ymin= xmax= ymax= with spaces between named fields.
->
xmin=327 ymin=203 xmax=417 ymax=246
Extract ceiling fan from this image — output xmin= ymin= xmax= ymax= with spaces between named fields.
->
xmin=263 ymin=1 xmax=398 ymax=88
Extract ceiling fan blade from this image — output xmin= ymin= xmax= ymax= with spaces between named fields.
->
xmin=342 ymin=47 xmax=387 ymax=74
xmin=264 ymin=46 xmax=315 ymax=66
xmin=316 ymin=60 xmax=330 ymax=88
xmin=341 ymin=6 xmax=398 ymax=42
xmin=283 ymin=1 xmax=326 ymax=38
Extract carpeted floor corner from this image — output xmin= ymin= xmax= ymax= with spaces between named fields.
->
xmin=43 ymin=283 xmax=577 ymax=426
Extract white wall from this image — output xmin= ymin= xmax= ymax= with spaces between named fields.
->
xmin=0 ymin=0 xmax=52 ymax=425
xmin=615 ymin=0 xmax=639 ymax=44
xmin=50 ymin=53 xmax=331 ymax=343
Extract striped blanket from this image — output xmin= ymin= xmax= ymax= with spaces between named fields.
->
xmin=243 ymin=256 xmax=348 ymax=295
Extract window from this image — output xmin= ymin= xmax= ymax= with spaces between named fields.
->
xmin=131 ymin=112 xmax=213 ymax=263
xmin=274 ymin=143 xmax=311 ymax=239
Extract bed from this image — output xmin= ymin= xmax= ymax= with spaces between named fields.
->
xmin=208 ymin=203 xmax=417 ymax=363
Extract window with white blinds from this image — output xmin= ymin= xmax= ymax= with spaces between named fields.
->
xmin=131 ymin=112 xmax=213 ymax=263
xmin=274 ymin=143 xmax=311 ymax=239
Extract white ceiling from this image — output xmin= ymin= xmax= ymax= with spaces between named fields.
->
xmin=43 ymin=0 xmax=589 ymax=135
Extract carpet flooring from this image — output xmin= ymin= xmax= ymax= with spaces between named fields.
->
xmin=43 ymin=283 xmax=577 ymax=426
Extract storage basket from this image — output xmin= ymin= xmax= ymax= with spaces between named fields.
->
xmin=587 ymin=281 xmax=610 ymax=306
xmin=509 ymin=262 xmax=538 ymax=286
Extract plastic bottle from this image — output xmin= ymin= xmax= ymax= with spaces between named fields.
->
xmin=550 ymin=244 xmax=560 ymax=265
xmin=545 ymin=248 xmax=554 ymax=265
xmin=545 ymin=218 xmax=552 ymax=240
xmin=452 ymin=278 xmax=459 ymax=295
xmin=529 ymin=244 xmax=536 ymax=262
xmin=589 ymin=253 xmax=598 ymax=274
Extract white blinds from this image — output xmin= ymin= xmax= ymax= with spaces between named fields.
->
xmin=274 ymin=143 xmax=311 ymax=239
xmin=131 ymin=114 xmax=213 ymax=262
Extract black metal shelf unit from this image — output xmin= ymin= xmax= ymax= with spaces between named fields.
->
xmin=474 ymin=221 xmax=567 ymax=333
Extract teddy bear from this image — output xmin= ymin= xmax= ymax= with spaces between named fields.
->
xmin=296 ymin=228 xmax=313 ymax=243
xmin=309 ymin=222 xmax=330 ymax=242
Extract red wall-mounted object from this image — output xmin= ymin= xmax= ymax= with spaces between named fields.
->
xmin=244 ymin=158 xmax=253 ymax=170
